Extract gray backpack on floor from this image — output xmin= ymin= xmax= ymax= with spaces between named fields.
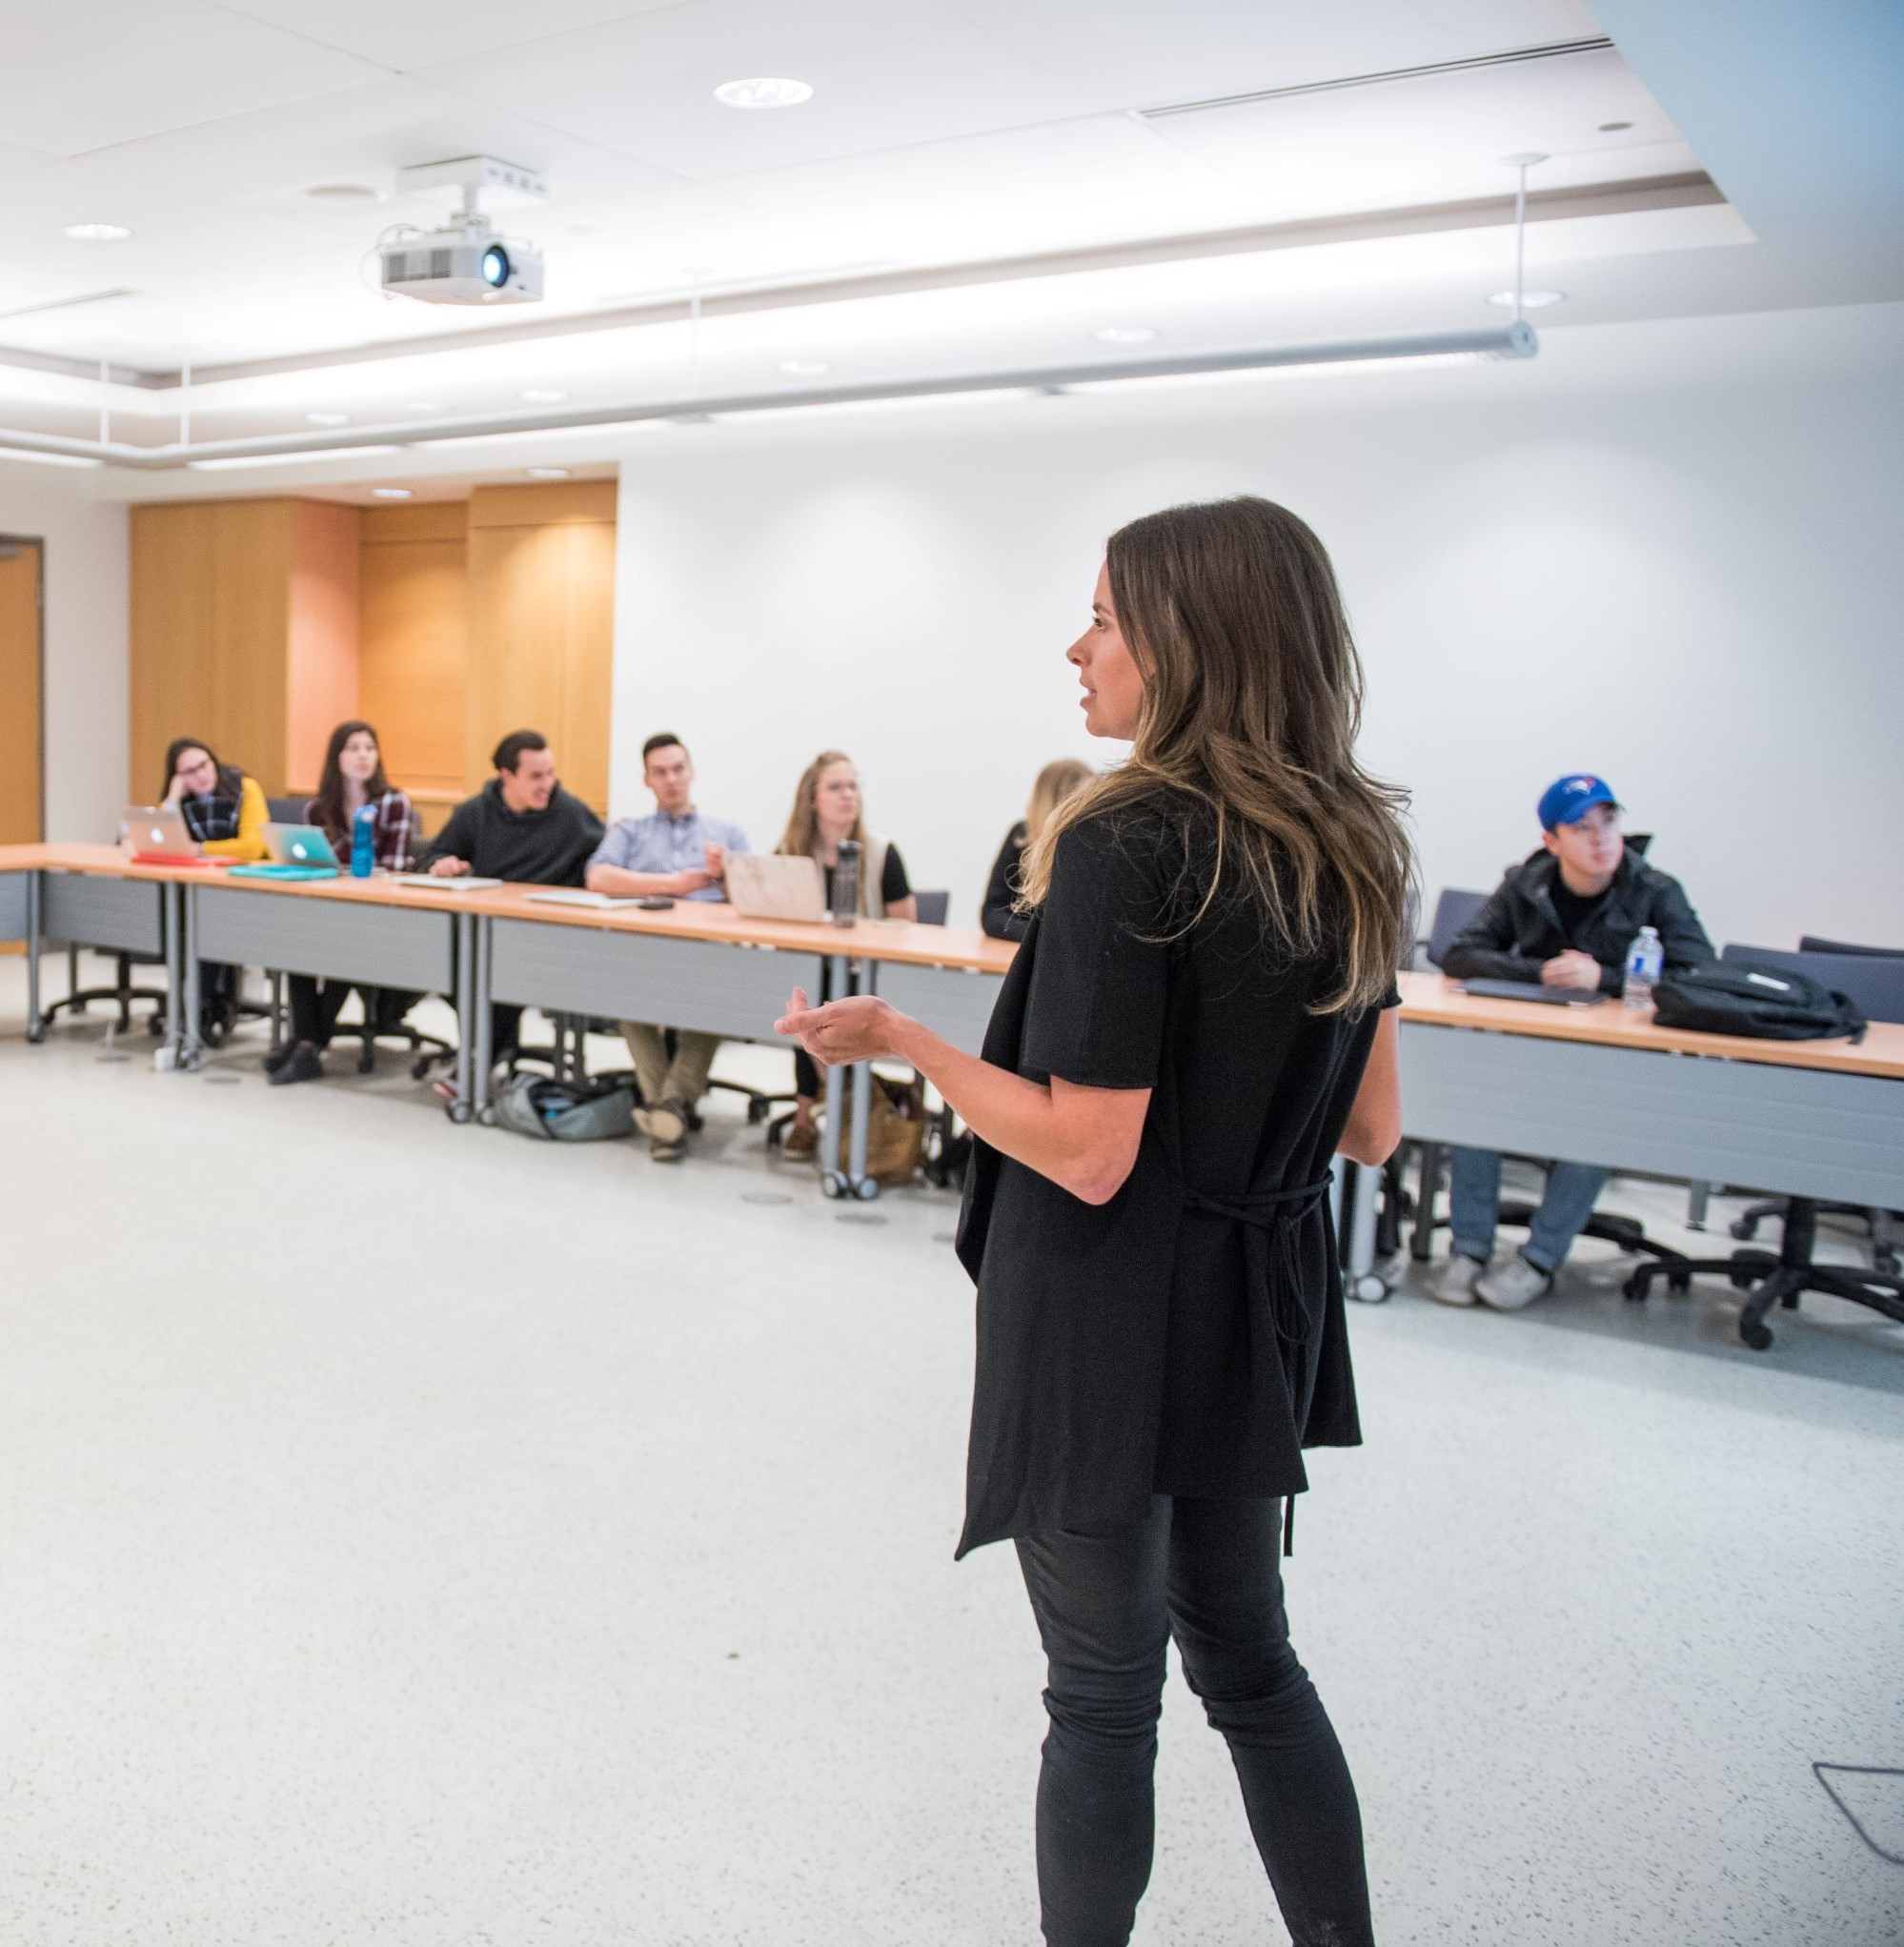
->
xmin=494 ymin=1073 xmax=636 ymax=1142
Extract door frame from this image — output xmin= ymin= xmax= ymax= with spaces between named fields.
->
xmin=0 ymin=534 xmax=45 ymax=844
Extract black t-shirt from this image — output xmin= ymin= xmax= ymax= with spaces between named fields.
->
xmin=1550 ymin=879 xmax=1611 ymax=950
xmin=954 ymin=794 xmax=1394 ymax=1555
xmin=822 ymin=842 xmax=910 ymax=912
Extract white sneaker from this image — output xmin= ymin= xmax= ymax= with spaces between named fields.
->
xmin=1476 ymin=1255 xmax=1553 ymax=1311
xmin=1429 ymin=1254 xmax=1487 ymax=1307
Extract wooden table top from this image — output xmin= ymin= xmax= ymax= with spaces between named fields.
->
xmin=9 ymin=847 xmax=1895 ymax=1077
xmin=1396 ymin=968 xmax=1904 ymax=1081
xmin=4 ymin=843 xmax=1018 ymax=976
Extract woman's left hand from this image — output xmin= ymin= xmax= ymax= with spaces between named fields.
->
xmin=776 ymin=988 xmax=905 ymax=1067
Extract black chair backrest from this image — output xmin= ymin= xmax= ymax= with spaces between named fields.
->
xmin=913 ymin=889 xmax=949 ymax=927
xmin=1798 ymin=935 xmax=1904 ymax=959
xmin=1426 ymin=887 xmax=1489 ymax=968
xmin=1721 ymin=943 xmax=1904 ymax=1025
xmin=266 ymin=794 xmax=309 ymax=823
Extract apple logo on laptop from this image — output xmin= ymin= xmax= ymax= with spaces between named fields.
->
xmin=149 ymin=825 xmax=164 ymax=843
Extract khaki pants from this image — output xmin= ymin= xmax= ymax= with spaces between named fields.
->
xmin=619 ymin=1022 xmax=720 ymax=1109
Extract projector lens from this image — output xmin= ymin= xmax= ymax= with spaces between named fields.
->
xmin=481 ymin=245 xmax=510 ymax=288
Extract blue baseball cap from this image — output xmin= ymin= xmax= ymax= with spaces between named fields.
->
xmin=1538 ymin=773 xmax=1619 ymax=831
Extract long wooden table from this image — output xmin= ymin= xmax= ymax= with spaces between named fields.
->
xmin=10 ymin=846 xmax=1900 ymax=1234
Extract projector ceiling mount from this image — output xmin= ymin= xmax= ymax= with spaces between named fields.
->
xmin=378 ymin=155 xmax=548 ymax=307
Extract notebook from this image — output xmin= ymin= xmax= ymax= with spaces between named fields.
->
xmin=524 ymin=888 xmax=648 ymax=910
xmin=393 ymin=874 xmax=504 ymax=891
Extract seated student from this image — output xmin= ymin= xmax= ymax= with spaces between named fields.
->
xmin=1433 ymin=773 xmax=1713 ymax=1310
xmin=775 ymin=750 xmax=917 ymax=1157
xmin=982 ymin=757 xmax=1092 ymax=941
xmin=585 ymin=732 xmax=749 ymax=1162
xmin=421 ymin=729 xmax=605 ymax=1062
xmin=162 ymin=737 xmax=270 ymax=862
xmin=265 ymin=720 xmax=420 ymax=1086
xmin=160 ymin=736 xmax=271 ymax=1040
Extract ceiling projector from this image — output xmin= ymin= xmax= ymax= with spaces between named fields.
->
xmin=378 ymin=154 xmax=548 ymax=305
xmin=380 ymin=220 xmax=543 ymax=303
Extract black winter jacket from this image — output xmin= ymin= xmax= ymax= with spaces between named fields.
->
xmin=419 ymin=780 xmax=605 ymax=886
xmin=1441 ymin=848 xmax=1712 ymax=996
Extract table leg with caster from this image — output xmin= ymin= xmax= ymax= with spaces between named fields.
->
xmin=25 ymin=869 xmax=47 ymax=1043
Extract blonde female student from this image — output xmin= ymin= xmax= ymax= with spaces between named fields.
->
xmin=780 ymin=497 xmax=1408 ymax=1947
xmin=981 ymin=756 xmax=1093 ymax=941
xmin=774 ymin=750 xmax=916 ymax=1156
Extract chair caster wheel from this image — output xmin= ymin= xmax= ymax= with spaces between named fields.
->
xmin=477 ymin=1105 xmax=496 ymax=1127
xmin=447 ymin=1101 xmax=472 ymax=1124
xmin=854 ymin=1177 xmax=881 ymax=1203
xmin=1729 ymin=1218 xmax=1756 ymax=1241
xmin=747 ymin=1100 xmax=769 ymax=1124
xmin=1729 ymin=1269 xmax=1757 ymax=1290
xmin=1668 ymin=1274 xmax=1691 ymax=1294
xmin=821 ymin=1171 xmax=847 ymax=1199
xmin=1350 ymin=1273 xmax=1390 ymax=1303
xmin=411 ymin=1057 xmax=431 ymax=1081
xmin=26 ymin=1020 xmax=47 ymax=1044
xmin=357 ymin=1053 xmax=375 ymax=1075
xmin=1740 ymin=1321 xmax=1773 ymax=1351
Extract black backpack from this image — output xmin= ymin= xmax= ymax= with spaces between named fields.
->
xmin=1651 ymin=961 xmax=1868 ymax=1043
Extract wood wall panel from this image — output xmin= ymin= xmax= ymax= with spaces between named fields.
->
xmin=0 ymin=540 xmax=42 ymax=845
xmin=359 ymin=530 xmax=468 ymax=806
xmin=207 ymin=500 xmax=293 ymax=793
xmin=465 ymin=480 xmax=617 ymax=813
xmin=287 ymin=500 xmax=361 ymax=793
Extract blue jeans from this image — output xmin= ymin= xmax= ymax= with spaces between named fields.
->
xmin=1448 ymin=1146 xmax=1609 ymax=1272
xmin=1015 ymin=1496 xmax=1373 ymax=1947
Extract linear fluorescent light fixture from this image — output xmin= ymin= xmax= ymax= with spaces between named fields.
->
xmin=187 ymin=444 xmax=401 ymax=470
xmin=0 ymin=445 xmax=106 ymax=468
xmin=0 ymin=325 xmax=1536 ymax=471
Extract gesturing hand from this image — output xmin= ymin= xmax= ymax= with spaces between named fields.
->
xmin=775 ymin=987 xmax=903 ymax=1067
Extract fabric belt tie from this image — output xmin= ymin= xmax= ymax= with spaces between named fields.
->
xmin=1184 ymin=1172 xmax=1333 ymax=1558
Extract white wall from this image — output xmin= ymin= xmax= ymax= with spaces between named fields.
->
xmin=0 ymin=464 xmax=128 ymax=842
xmin=623 ymin=300 xmax=1900 ymax=949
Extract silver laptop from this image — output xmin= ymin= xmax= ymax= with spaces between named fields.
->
xmin=725 ymin=853 xmax=826 ymax=923
xmin=120 ymin=805 xmax=200 ymax=858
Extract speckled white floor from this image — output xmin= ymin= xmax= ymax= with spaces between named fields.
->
xmin=2 ymin=959 xmax=1900 ymax=1946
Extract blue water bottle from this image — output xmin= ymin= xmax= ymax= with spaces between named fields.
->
xmin=351 ymin=802 xmax=377 ymax=878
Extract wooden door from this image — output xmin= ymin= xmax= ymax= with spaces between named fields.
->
xmin=0 ymin=537 xmax=42 ymax=844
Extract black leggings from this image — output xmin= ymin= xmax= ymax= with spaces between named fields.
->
xmin=1014 ymin=1496 xmax=1372 ymax=1947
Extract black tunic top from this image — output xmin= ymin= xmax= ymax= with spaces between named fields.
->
xmin=954 ymin=795 xmax=1392 ymax=1556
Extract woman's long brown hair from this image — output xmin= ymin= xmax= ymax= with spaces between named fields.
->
xmin=1019 ymin=496 xmax=1412 ymax=1013
xmin=308 ymin=720 xmax=395 ymax=844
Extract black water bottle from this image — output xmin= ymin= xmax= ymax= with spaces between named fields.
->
xmin=831 ymin=840 xmax=861 ymax=926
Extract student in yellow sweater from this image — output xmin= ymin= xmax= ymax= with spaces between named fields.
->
xmin=160 ymin=738 xmax=271 ymax=862
xmin=159 ymin=736 xmax=268 ymax=1040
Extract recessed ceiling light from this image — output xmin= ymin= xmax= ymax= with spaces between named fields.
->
xmin=371 ymin=486 xmax=413 ymax=499
xmin=520 ymin=388 xmax=567 ymax=403
xmin=63 ymin=222 xmax=132 ymax=242
xmin=1092 ymin=325 xmax=1158 ymax=345
xmin=776 ymin=358 xmax=832 ymax=377
xmin=526 ymin=467 xmax=571 ymax=479
xmin=715 ymin=77 xmax=814 ymax=110
xmin=304 ymin=410 xmax=351 ymax=427
xmin=1487 ymin=290 xmax=1567 ymax=309
xmin=1597 ymin=121 xmax=1633 ymax=132
xmin=305 ymin=184 xmax=382 ymax=204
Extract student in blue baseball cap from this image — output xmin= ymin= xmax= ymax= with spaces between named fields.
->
xmin=1431 ymin=774 xmax=1713 ymax=1310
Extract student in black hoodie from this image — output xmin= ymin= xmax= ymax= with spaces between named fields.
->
xmin=1433 ymin=773 xmax=1712 ymax=1311
xmin=422 ymin=729 xmax=605 ymax=1061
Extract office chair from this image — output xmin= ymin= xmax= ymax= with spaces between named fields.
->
xmin=1403 ymin=884 xmax=1692 ymax=1284
xmin=912 ymin=889 xmax=951 ymax=926
xmin=41 ymin=945 xmax=169 ymax=1036
xmin=265 ymin=794 xmax=309 ymax=823
xmin=1625 ymin=945 xmax=1904 ymax=1348
xmin=269 ymin=988 xmax=457 ymax=1081
xmin=1716 ymin=941 xmax=1904 ymax=1275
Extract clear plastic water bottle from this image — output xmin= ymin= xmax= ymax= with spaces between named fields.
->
xmin=831 ymin=839 xmax=861 ymax=926
xmin=1623 ymin=924 xmax=1663 ymax=1009
xmin=351 ymin=801 xmax=377 ymax=878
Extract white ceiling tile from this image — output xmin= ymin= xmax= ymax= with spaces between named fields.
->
xmin=1144 ymin=48 xmax=1691 ymax=217
xmin=215 ymin=0 xmax=688 ymax=72
xmin=414 ymin=0 xmax=1153 ymax=178
xmin=0 ymin=0 xmax=385 ymax=157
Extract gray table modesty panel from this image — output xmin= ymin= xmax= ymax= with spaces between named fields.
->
xmin=874 ymin=960 xmax=1004 ymax=1058
xmin=0 ymin=871 xmax=27 ymax=943
xmin=192 ymin=887 xmax=455 ymax=990
xmin=43 ymin=872 xmax=164 ymax=955
xmin=1400 ymin=1021 xmax=1904 ymax=1208
xmin=489 ymin=920 xmax=817 ymax=1043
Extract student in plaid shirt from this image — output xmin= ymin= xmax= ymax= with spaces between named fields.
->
xmin=265 ymin=720 xmax=422 ymax=1086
